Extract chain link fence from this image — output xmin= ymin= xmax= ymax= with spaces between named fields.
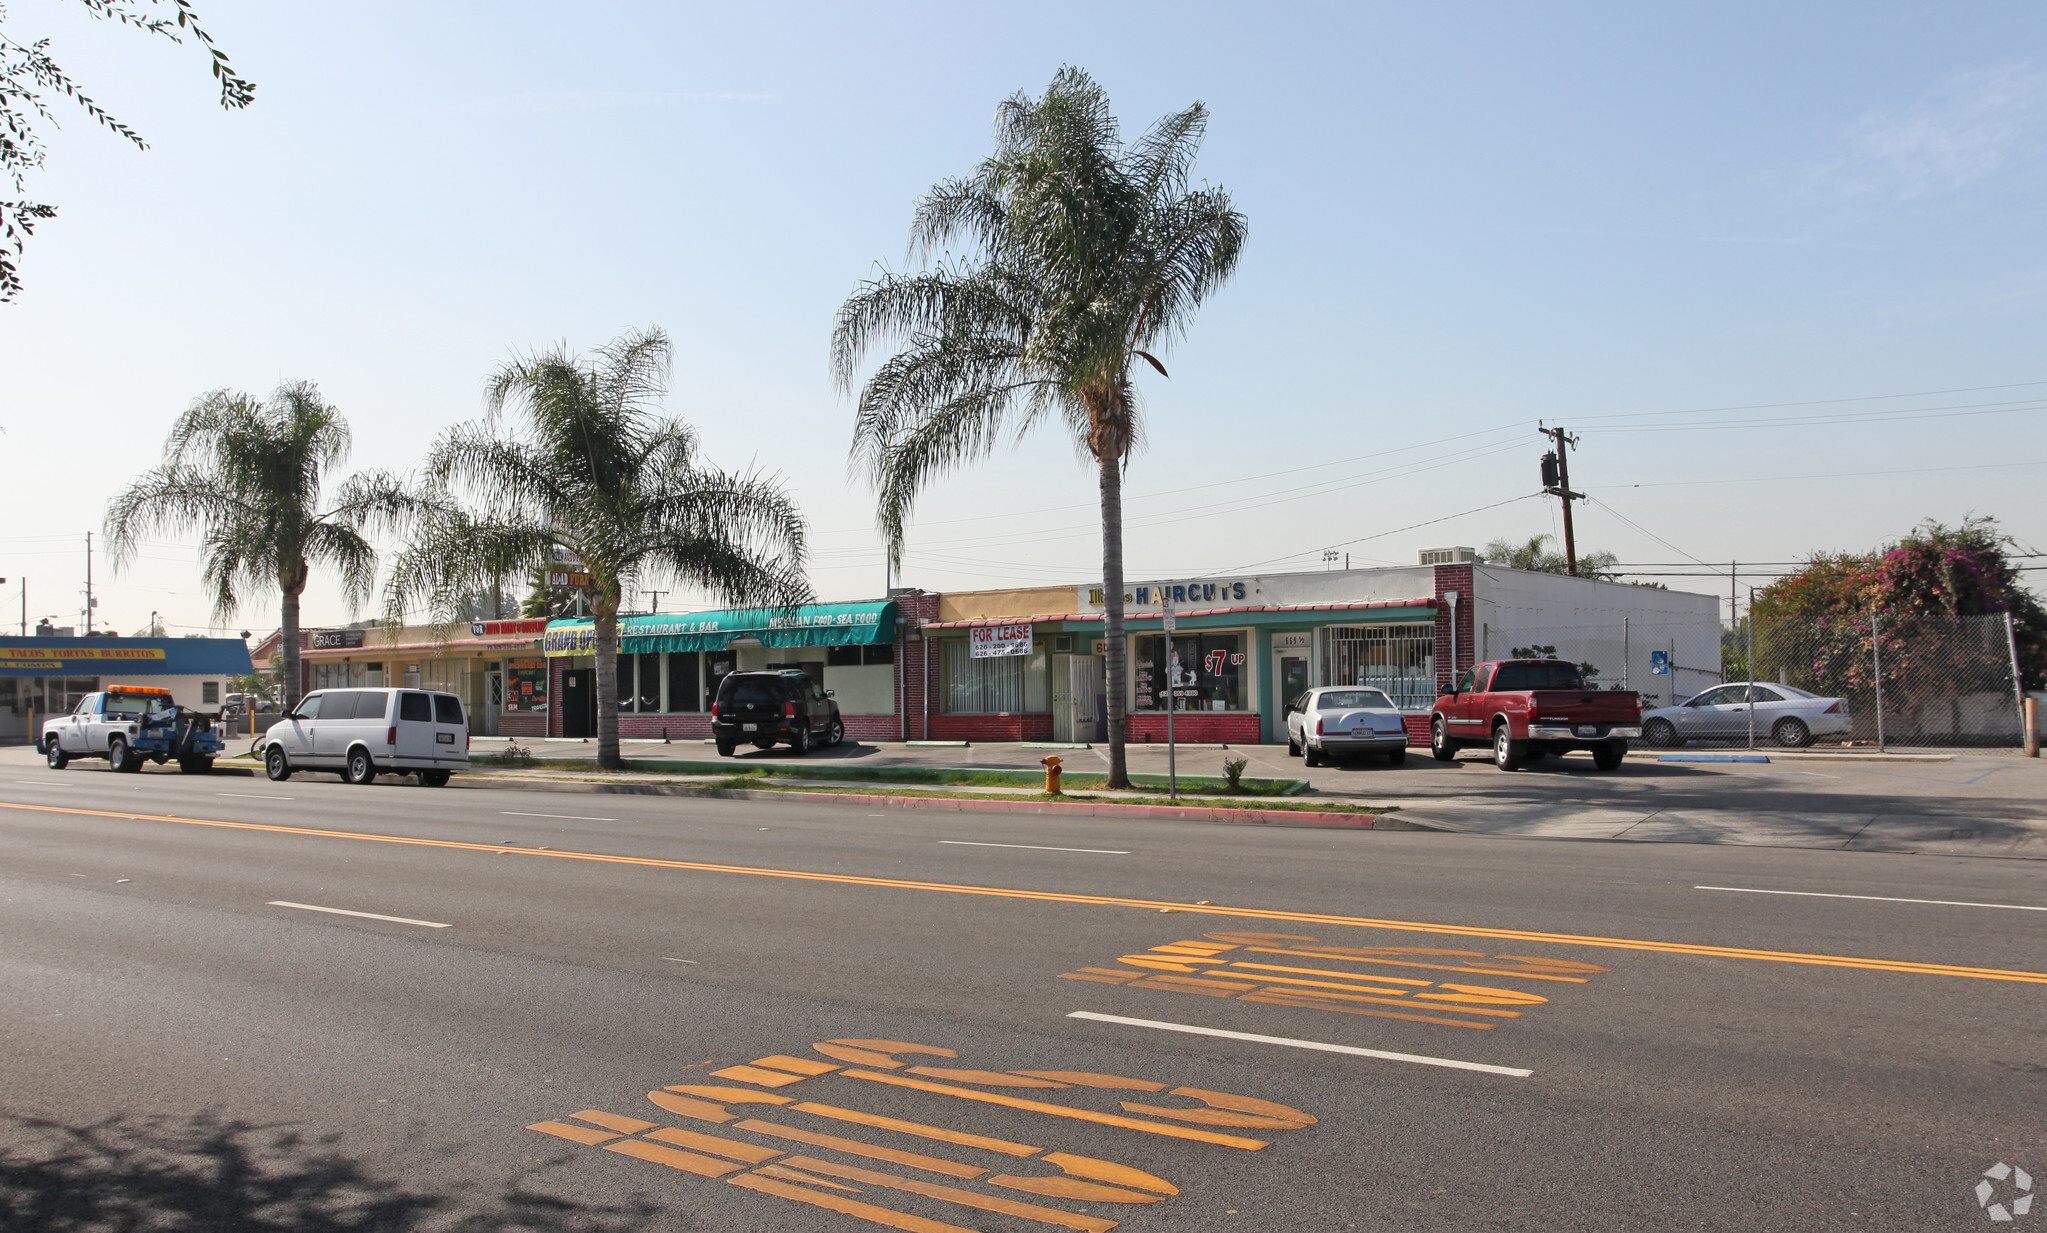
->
xmin=1481 ymin=611 xmax=2030 ymax=750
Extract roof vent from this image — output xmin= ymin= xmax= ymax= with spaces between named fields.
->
xmin=1419 ymin=546 xmax=1477 ymax=566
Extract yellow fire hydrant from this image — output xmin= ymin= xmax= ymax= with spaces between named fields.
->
xmin=1040 ymin=754 xmax=1063 ymax=795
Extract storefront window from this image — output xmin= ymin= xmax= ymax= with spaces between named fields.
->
xmin=1321 ymin=623 xmax=1435 ymax=709
xmin=943 ymin=639 xmax=1026 ymax=713
xmin=667 ymin=652 xmax=700 ymax=712
xmin=1134 ymin=632 xmax=1246 ymax=711
xmin=637 ymin=653 xmax=661 ymax=712
xmin=615 ymin=655 xmax=636 ymax=712
xmin=506 ymin=658 xmax=547 ymax=713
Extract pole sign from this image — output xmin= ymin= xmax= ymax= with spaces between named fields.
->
xmin=546 ymin=570 xmax=592 ymax=589
xmin=1162 ymin=596 xmax=1176 ymax=633
xmin=1649 ymin=650 xmax=1670 ymax=675
xmin=968 ymin=622 xmax=1034 ymax=659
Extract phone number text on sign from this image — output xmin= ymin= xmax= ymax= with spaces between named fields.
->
xmin=969 ymin=623 xmax=1035 ymax=658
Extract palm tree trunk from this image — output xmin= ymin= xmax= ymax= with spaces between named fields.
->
xmin=1099 ymin=452 xmax=1130 ymax=789
xmin=280 ymin=584 xmax=304 ymax=713
xmin=593 ymin=607 xmax=621 ymax=770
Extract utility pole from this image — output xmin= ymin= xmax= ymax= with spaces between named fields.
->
xmin=647 ymin=591 xmax=668 ymax=614
xmin=1538 ymin=424 xmax=1584 ymax=577
xmin=84 ymin=532 xmax=94 ymax=635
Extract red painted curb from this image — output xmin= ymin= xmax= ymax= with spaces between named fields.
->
xmin=454 ymin=773 xmax=1391 ymax=829
xmin=772 ymin=791 xmax=1382 ymax=828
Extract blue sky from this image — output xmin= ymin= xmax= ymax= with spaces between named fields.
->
xmin=3 ymin=1 xmax=2044 ymax=635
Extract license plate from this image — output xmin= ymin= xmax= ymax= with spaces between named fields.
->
xmin=1576 ymin=725 xmax=1597 ymax=737
xmin=742 ymin=724 xmax=757 ymax=732
xmin=437 ymin=732 xmax=455 ymax=744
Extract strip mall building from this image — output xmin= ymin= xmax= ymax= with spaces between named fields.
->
xmin=524 ymin=550 xmax=1721 ymax=746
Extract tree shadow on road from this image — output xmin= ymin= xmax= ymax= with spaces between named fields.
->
xmin=0 ymin=1110 xmax=664 ymax=1232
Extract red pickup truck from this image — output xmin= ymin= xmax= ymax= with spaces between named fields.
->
xmin=1429 ymin=659 xmax=1642 ymax=771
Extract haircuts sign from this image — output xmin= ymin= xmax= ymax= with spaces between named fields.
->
xmin=968 ymin=622 xmax=1034 ymax=659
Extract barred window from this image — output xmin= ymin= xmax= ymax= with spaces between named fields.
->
xmin=1321 ymin=623 xmax=1436 ymax=709
xmin=942 ymin=639 xmax=1025 ymax=713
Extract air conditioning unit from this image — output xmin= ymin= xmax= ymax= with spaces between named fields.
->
xmin=1419 ymin=546 xmax=1478 ymax=566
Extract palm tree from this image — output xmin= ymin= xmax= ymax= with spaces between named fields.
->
xmin=386 ymin=326 xmax=809 ymax=770
xmin=105 ymin=383 xmax=407 ymax=712
xmin=833 ymin=67 xmax=1245 ymax=789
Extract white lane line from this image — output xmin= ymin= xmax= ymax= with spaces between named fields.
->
xmin=266 ymin=901 xmax=451 ymax=928
xmin=662 ymin=957 xmax=699 ymax=964
xmin=1695 ymin=885 xmax=2047 ymax=912
xmin=1067 ymin=1011 xmax=1532 ymax=1078
xmin=941 ymin=840 xmax=1130 ymax=855
xmin=15 ymin=780 xmax=73 ymax=785
xmin=501 ymin=811 xmax=615 ymax=822
xmin=218 ymin=793 xmax=295 ymax=800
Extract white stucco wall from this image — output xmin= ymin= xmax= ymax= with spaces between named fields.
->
xmin=1077 ymin=566 xmax=1437 ymax=614
xmin=100 ymin=673 xmax=230 ymax=711
xmin=1471 ymin=567 xmax=1721 ymax=708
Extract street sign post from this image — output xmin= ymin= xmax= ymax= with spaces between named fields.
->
xmin=1163 ymin=597 xmax=1176 ymax=801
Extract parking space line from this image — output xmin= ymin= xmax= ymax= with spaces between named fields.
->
xmin=1696 ymin=886 xmax=2046 ymax=912
xmin=940 ymin=841 xmax=1130 ymax=855
xmin=1067 ymin=1011 xmax=1532 ymax=1077
xmin=502 ymin=811 xmax=616 ymax=822
xmin=266 ymin=900 xmax=451 ymax=928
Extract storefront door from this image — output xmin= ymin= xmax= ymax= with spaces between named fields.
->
xmin=1271 ymin=649 xmax=1309 ymax=742
xmin=484 ymin=665 xmax=503 ymax=736
xmin=1050 ymin=655 xmax=1073 ymax=742
xmin=561 ymin=669 xmax=594 ymax=737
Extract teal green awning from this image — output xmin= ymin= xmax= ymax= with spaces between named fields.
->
xmin=544 ymin=602 xmax=896 ymax=656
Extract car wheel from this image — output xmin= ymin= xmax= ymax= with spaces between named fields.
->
xmin=1430 ymin=717 xmax=1457 ymax=762
xmin=344 ymin=748 xmax=377 ymax=785
xmin=265 ymin=746 xmax=293 ymax=781
xmin=791 ymin=727 xmax=811 ymax=755
xmin=826 ymin=718 xmax=844 ymax=747
xmin=1593 ymin=743 xmax=1626 ymax=771
xmin=109 ymin=736 xmax=140 ymax=773
xmin=1386 ymin=747 xmax=1407 ymax=766
xmin=1642 ymin=717 xmax=1680 ymax=748
xmin=1772 ymin=717 xmax=1811 ymax=749
xmin=1492 ymin=724 xmax=1525 ymax=772
xmin=1303 ymin=741 xmax=1324 ymax=768
xmin=46 ymin=740 xmax=69 ymax=770
xmin=179 ymin=757 xmax=214 ymax=775
xmin=1287 ymin=733 xmax=1300 ymax=757
xmin=715 ymin=740 xmax=737 ymax=757
xmin=419 ymin=769 xmax=451 ymax=787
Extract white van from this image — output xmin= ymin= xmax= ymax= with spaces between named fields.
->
xmin=260 ymin=688 xmax=470 ymax=786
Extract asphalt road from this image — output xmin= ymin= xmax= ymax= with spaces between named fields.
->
xmin=3 ymin=754 xmax=2044 ymax=1232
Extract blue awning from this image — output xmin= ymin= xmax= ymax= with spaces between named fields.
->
xmin=0 ymin=636 xmax=255 ymax=677
xmin=544 ymin=602 xmax=897 ymax=656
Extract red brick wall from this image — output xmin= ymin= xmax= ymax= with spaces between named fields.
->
xmin=1401 ymin=712 xmax=1432 ymax=748
xmin=1432 ymin=565 xmax=1474 ymax=690
xmin=930 ymin=713 xmax=1053 ymax=742
xmin=1122 ymin=712 xmax=1262 ymax=745
xmin=498 ymin=714 xmax=545 ymax=738
xmin=897 ymin=593 xmax=941 ymax=741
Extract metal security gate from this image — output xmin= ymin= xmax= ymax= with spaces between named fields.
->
xmin=1321 ymin=623 xmax=1436 ymax=710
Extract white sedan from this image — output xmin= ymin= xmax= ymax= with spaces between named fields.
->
xmin=1640 ymin=682 xmax=1851 ymax=749
xmin=1285 ymin=686 xmax=1410 ymax=767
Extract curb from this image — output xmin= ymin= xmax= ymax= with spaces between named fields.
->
xmin=451 ymin=772 xmax=1403 ymax=830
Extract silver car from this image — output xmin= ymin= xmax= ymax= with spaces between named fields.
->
xmin=1286 ymin=686 xmax=1410 ymax=767
xmin=1640 ymin=682 xmax=1851 ymax=749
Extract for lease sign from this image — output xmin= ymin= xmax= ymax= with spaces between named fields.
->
xmin=968 ymin=622 xmax=1034 ymax=659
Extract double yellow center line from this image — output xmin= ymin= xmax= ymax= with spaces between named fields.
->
xmin=6 ymin=799 xmax=2043 ymax=985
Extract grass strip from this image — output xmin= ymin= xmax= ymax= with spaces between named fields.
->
xmin=468 ymin=755 xmax=1304 ymax=795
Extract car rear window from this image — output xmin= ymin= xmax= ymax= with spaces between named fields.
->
xmin=434 ymin=695 xmax=464 ymax=725
xmin=398 ymin=692 xmax=432 ymax=723
xmin=1318 ymin=690 xmax=1393 ymax=710
xmin=723 ymin=677 xmax=781 ymax=705
xmin=1491 ymin=662 xmax=1586 ymax=691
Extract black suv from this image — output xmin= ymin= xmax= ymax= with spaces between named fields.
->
xmin=711 ymin=670 xmax=843 ymax=756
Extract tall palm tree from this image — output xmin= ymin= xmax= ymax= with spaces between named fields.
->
xmin=386 ymin=326 xmax=809 ymax=770
xmin=834 ymin=67 xmax=1245 ymax=789
xmin=105 ymin=383 xmax=407 ymax=711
